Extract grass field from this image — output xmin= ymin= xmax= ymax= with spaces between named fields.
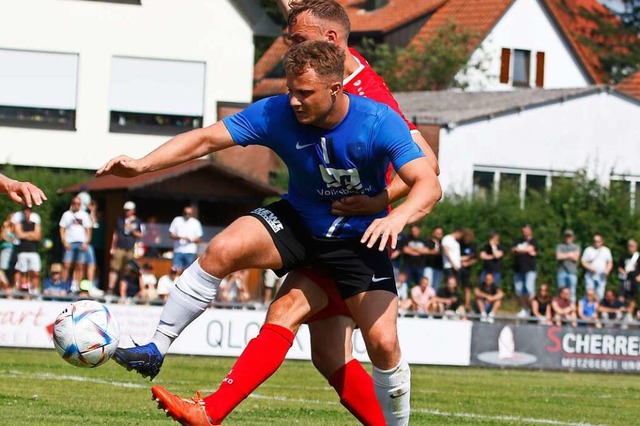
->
xmin=1 ymin=347 xmax=639 ymax=425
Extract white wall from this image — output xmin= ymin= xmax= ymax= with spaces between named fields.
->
xmin=438 ymin=91 xmax=640 ymax=194
xmin=457 ymin=0 xmax=591 ymax=91
xmin=0 ymin=0 xmax=255 ymax=170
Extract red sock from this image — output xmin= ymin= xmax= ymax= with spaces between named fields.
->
xmin=328 ymin=359 xmax=386 ymax=426
xmin=203 ymin=323 xmax=294 ymax=423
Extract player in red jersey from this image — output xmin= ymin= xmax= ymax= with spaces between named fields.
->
xmin=146 ymin=3 xmax=441 ymax=426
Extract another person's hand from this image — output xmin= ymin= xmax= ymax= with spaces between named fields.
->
xmin=331 ymin=192 xmax=388 ymax=216
xmin=6 ymin=180 xmax=46 ymax=207
xmin=96 ymin=155 xmax=145 ymax=178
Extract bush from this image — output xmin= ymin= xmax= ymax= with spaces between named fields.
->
xmin=417 ymin=171 xmax=640 ymax=297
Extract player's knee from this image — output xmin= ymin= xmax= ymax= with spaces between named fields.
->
xmin=365 ymin=331 xmax=399 ymax=362
xmin=201 ymin=236 xmax=237 ymax=277
xmin=264 ymin=295 xmax=304 ymax=332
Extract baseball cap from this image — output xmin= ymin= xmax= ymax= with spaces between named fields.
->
xmin=564 ymin=229 xmax=574 ymax=236
xmin=50 ymin=263 xmax=62 ymax=273
xmin=123 ymin=201 xmax=136 ymax=210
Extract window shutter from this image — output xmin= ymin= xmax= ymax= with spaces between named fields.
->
xmin=536 ymin=52 xmax=545 ymax=87
xmin=500 ymin=48 xmax=511 ymax=83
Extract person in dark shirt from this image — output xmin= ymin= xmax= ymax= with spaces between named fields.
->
xmin=474 ymin=272 xmax=504 ymax=323
xmin=42 ymin=263 xmax=71 ymax=299
xmin=460 ymin=228 xmax=478 ymax=311
xmin=479 ymin=231 xmax=505 ymax=287
xmin=531 ymin=283 xmax=552 ymax=325
xmin=400 ymin=225 xmax=428 ymax=287
xmin=599 ymin=289 xmax=626 ymax=321
xmin=107 ymin=201 xmax=143 ymax=295
xmin=423 ymin=226 xmax=444 ymax=291
xmin=511 ymin=225 xmax=540 ymax=318
xmin=617 ymin=239 xmax=639 ymax=322
xmin=434 ymin=275 xmax=466 ymax=319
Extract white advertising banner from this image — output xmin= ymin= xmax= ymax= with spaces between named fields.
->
xmin=0 ymin=299 xmax=471 ymax=366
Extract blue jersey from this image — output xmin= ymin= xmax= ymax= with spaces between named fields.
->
xmin=223 ymin=94 xmax=423 ymax=239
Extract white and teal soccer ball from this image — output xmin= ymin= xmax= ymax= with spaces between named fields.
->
xmin=53 ymin=300 xmax=120 ymax=368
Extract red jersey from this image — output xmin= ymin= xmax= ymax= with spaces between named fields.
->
xmin=344 ymin=48 xmax=418 ymax=133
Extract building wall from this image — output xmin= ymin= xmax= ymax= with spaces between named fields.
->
xmin=437 ymin=92 xmax=640 ymax=194
xmin=0 ymin=0 xmax=254 ymax=170
xmin=457 ymin=0 xmax=591 ymax=91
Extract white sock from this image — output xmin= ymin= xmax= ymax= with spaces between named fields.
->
xmin=373 ymin=357 xmax=411 ymax=426
xmin=151 ymin=260 xmax=220 ymax=355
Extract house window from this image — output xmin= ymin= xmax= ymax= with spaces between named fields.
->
xmin=0 ymin=49 xmax=78 ymax=130
xmin=512 ymin=49 xmax=531 ymax=87
xmin=526 ymin=174 xmax=547 ymax=193
xmin=109 ymin=57 xmax=205 ymax=136
xmin=473 ymin=171 xmax=494 ymax=198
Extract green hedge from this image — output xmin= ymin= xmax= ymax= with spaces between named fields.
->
xmin=417 ymin=171 xmax=640 ymax=297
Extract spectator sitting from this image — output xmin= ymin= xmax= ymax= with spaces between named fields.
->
xmin=552 ymin=287 xmax=577 ymax=327
xmin=578 ymin=289 xmax=601 ymax=328
xmin=410 ymin=276 xmax=436 ymax=315
xmin=157 ymin=266 xmax=179 ymax=303
xmin=598 ymin=289 xmax=626 ymax=323
xmin=42 ymin=263 xmax=71 ymax=298
xmin=531 ymin=284 xmax=552 ymax=325
xmin=119 ymin=262 xmax=142 ymax=303
xmin=139 ymin=262 xmax=158 ymax=302
xmin=396 ymin=271 xmax=413 ymax=313
xmin=219 ymin=270 xmax=250 ymax=304
xmin=473 ymin=272 xmax=504 ymax=323
xmin=433 ymin=275 xmax=466 ymax=319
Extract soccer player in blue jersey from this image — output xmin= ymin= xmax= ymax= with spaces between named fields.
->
xmin=98 ymin=41 xmax=440 ymax=425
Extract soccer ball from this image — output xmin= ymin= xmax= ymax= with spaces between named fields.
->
xmin=53 ymin=300 xmax=120 ymax=368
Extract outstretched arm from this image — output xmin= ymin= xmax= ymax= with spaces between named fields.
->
xmin=96 ymin=122 xmax=235 ymax=177
xmin=0 ymin=173 xmax=47 ymax=207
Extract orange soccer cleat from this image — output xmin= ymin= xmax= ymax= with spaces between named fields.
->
xmin=151 ymin=385 xmax=218 ymax=426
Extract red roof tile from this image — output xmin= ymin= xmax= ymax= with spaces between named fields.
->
xmin=342 ymin=0 xmax=446 ymax=33
xmin=617 ymin=70 xmax=640 ymax=100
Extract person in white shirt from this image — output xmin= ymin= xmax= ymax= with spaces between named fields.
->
xmin=157 ymin=266 xmax=179 ymax=303
xmin=169 ymin=206 xmax=203 ymax=273
xmin=441 ymin=228 xmax=463 ymax=282
xmin=59 ymin=197 xmax=93 ymax=287
xmin=581 ymin=233 xmax=613 ymax=301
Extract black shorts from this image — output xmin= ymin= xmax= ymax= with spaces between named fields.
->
xmin=249 ymin=199 xmax=311 ymax=277
xmin=249 ymin=199 xmax=397 ymax=300
xmin=460 ymin=267 xmax=473 ymax=288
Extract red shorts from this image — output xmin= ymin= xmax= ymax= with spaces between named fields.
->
xmin=298 ymin=268 xmax=353 ymax=323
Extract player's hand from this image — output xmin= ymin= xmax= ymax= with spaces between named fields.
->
xmin=96 ymin=155 xmax=145 ymax=178
xmin=360 ymin=215 xmax=406 ymax=251
xmin=331 ymin=192 xmax=388 ymax=216
xmin=7 ymin=180 xmax=47 ymax=207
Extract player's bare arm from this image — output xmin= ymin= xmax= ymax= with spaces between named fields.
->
xmin=0 ymin=172 xmax=47 ymax=207
xmin=361 ymin=156 xmax=441 ymax=251
xmin=96 ymin=122 xmax=236 ymax=178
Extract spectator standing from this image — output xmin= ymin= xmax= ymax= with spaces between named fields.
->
xmin=581 ymin=234 xmax=613 ymax=301
xmin=410 ymin=276 xmax=436 ymax=315
xmin=474 ymin=272 xmax=504 ymax=323
xmin=512 ymin=225 xmax=540 ymax=317
xmin=142 ymin=215 xmax=162 ymax=258
xmin=88 ymin=200 xmax=105 ymax=284
xmin=219 ymin=270 xmax=250 ymax=304
xmin=157 ymin=266 xmax=179 ymax=303
xmin=107 ymin=201 xmax=143 ymax=294
xmin=59 ymin=197 xmax=93 ymax=289
xmin=169 ymin=206 xmax=203 ymax=273
xmin=531 ymin=284 xmax=552 ymax=325
xmin=395 ymin=271 xmax=412 ymax=313
xmin=0 ymin=213 xmax=17 ymax=291
xmin=401 ymin=225 xmax=428 ymax=287
xmin=617 ymin=239 xmax=639 ymax=322
xmin=13 ymin=205 xmax=42 ymax=293
xmin=76 ymin=184 xmax=91 ymax=212
xmin=441 ymin=228 xmax=463 ymax=282
xmin=459 ymin=228 xmax=478 ymax=311
xmin=479 ymin=231 xmax=505 ymax=287
xmin=42 ymin=263 xmax=71 ymax=299
xmin=598 ymin=289 xmax=625 ymax=322
xmin=555 ymin=229 xmax=580 ymax=303
xmin=423 ymin=226 xmax=444 ymax=291
xmin=578 ymin=289 xmax=601 ymax=328
xmin=551 ymin=287 xmax=577 ymax=327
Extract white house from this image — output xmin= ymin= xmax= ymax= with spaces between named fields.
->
xmin=0 ymin=0 xmax=277 ymax=170
xmin=395 ymin=87 xmax=640 ymax=204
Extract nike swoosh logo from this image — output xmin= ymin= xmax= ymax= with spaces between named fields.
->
xmin=296 ymin=142 xmax=315 ymax=149
xmin=372 ymin=276 xmax=391 ymax=283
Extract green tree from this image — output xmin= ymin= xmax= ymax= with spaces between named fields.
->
xmin=578 ymin=0 xmax=640 ymax=83
xmin=358 ymin=20 xmax=483 ymax=91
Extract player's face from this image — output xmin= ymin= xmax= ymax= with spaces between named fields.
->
xmin=287 ymin=68 xmax=338 ymax=127
xmin=286 ymin=12 xmax=328 ymax=46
